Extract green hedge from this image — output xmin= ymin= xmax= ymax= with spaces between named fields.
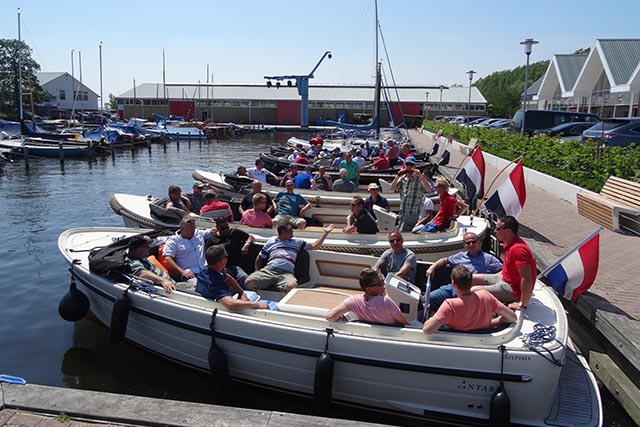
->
xmin=422 ymin=121 xmax=640 ymax=192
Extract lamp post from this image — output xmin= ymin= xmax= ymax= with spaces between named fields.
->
xmin=520 ymin=38 xmax=539 ymax=136
xmin=466 ymin=70 xmax=476 ymax=126
xmin=425 ymin=91 xmax=429 ymax=120
xmin=439 ymin=85 xmax=444 ymax=116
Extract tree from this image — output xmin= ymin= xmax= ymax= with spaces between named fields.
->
xmin=0 ymin=39 xmax=48 ymax=120
xmin=106 ymin=93 xmax=118 ymax=110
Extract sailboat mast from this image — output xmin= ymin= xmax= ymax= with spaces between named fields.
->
xmin=373 ymin=0 xmax=381 ymax=138
xmin=99 ymin=42 xmax=103 ymax=114
xmin=17 ymin=9 xmax=23 ymax=122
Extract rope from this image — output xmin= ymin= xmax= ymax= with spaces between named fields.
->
xmin=521 ymin=323 xmax=565 ymax=367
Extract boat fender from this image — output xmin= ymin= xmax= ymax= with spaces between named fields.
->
xmin=208 ymin=308 xmax=231 ymax=402
xmin=489 ymin=345 xmax=511 ymax=427
xmin=109 ymin=289 xmax=130 ymax=344
xmin=313 ymin=328 xmax=334 ymax=409
xmin=58 ymin=265 xmax=90 ymax=322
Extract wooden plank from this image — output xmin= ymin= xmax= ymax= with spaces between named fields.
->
xmin=590 ymin=352 xmax=640 ymax=425
xmin=594 ymin=310 xmax=640 ymax=384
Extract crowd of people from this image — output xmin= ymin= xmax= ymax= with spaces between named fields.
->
xmin=131 ymin=136 xmax=531 ymax=334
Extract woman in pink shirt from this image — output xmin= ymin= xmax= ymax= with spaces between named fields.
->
xmin=241 ymin=193 xmax=274 ymax=228
xmin=326 ymin=269 xmax=408 ymax=326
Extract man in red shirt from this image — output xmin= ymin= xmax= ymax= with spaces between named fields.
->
xmin=473 ymin=215 xmax=536 ymax=311
xmin=413 ymin=178 xmax=467 ymax=232
xmin=362 ymin=155 xmax=390 ymax=171
xmin=200 ymin=190 xmax=233 ymax=221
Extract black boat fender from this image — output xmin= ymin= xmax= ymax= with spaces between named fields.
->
xmin=208 ymin=308 xmax=231 ymax=402
xmin=313 ymin=327 xmax=335 ymax=409
xmin=109 ymin=289 xmax=130 ymax=344
xmin=489 ymin=344 xmax=511 ymax=426
xmin=58 ymin=261 xmax=90 ymax=322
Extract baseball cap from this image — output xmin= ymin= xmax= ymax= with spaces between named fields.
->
xmin=368 ymin=183 xmax=380 ymax=190
xmin=193 ymin=181 xmax=205 ymax=188
xmin=404 ymin=156 xmax=417 ymax=165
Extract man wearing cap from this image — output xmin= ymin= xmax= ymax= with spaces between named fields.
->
xmin=390 ymin=157 xmax=434 ymax=231
xmin=185 ymin=181 xmax=211 ymax=214
xmin=200 ymin=190 xmax=233 ymax=221
xmin=126 ymin=236 xmax=176 ymax=294
xmin=162 ymin=216 xmax=213 ymax=281
xmin=364 ymin=183 xmax=389 ymax=219
xmin=247 ymin=159 xmax=278 ymax=184
xmin=344 ymin=196 xmax=378 ymax=234
xmin=292 ymin=165 xmax=315 ymax=189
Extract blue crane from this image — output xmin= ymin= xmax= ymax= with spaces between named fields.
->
xmin=263 ymin=51 xmax=332 ymax=128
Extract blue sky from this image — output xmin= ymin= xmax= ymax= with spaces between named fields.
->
xmin=2 ymin=0 xmax=640 ymax=103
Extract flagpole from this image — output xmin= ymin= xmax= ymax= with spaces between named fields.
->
xmin=473 ymin=154 xmax=525 ymax=216
xmin=538 ymin=227 xmax=602 ymax=278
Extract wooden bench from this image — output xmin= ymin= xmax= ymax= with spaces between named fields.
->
xmin=576 ymin=176 xmax=640 ymax=235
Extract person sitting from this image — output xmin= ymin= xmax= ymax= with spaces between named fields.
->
xmin=413 ymin=178 xmax=468 ymax=233
xmin=166 ymin=184 xmax=191 ymax=215
xmin=125 ymin=235 xmax=176 ymax=294
xmin=353 ymin=149 xmax=366 ymax=168
xmin=313 ymin=152 xmax=331 ymax=168
xmin=325 ymin=268 xmax=408 ymax=326
xmin=364 ymin=183 xmax=389 ymax=219
xmin=330 ymin=152 xmax=343 ymax=170
xmin=200 ymin=190 xmax=233 ymax=221
xmin=385 ymin=139 xmax=400 ymax=166
xmin=422 ymin=265 xmax=516 ymax=334
xmin=332 ymin=168 xmax=356 ymax=192
xmin=426 ymin=232 xmax=502 ymax=312
xmin=312 ymin=166 xmax=333 ymax=191
xmin=247 ymin=158 xmax=278 ymax=184
xmin=411 ymin=195 xmax=435 ymax=232
xmin=273 ymin=180 xmax=312 ymax=229
xmin=361 ymin=155 xmax=390 ymax=171
xmin=373 ymin=231 xmax=417 ymax=284
xmin=292 ymin=165 xmax=315 ymax=189
xmin=236 ymin=165 xmax=249 ymax=177
xmin=344 ymin=196 xmax=379 ymax=234
xmin=339 ymin=152 xmax=359 ymax=189
xmin=245 ymin=223 xmax=334 ymax=293
xmin=295 ymin=152 xmax=310 ymax=165
xmin=196 ymin=245 xmax=270 ymax=310
xmin=287 ymin=150 xmax=300 ymax=163
xmin=206 ymin=217 xmax=253 ymax=288
xmin=241 ymin=193 xmax=274 ymax=228
xmin=239 ymin=180 xmax=276 ymax=217
xmin=163 ymin=216 xmax=212 ymax=282
xmin=279 ymin=164 xmax=298 ymax=187
xmin=185 ymin=181 xmax=212 ymax=214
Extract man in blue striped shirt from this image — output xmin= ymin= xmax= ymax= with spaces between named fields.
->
xmin=245 ymin=223 xmax=334 ymax=293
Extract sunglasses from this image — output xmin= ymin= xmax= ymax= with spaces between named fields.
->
xmin=350 ymin=203 xmax=360 ymax=207
xmin=369 ymin=281 xmax=384 ymax=287
xmin=464 ymin=240 xmax=478 ymax=245
xmin=389 ymin=238 xmax=403 ymax=243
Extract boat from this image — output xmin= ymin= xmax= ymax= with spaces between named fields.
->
xmin=0 ymin=137 xmax=97 ymax=158
xmin=109 ymin=192 xmax=487 ymax=262
xmin=57 ymin=226 xmax=602 ymax=427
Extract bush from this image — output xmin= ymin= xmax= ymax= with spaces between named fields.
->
xmin=423 ymin=121 xmax=640 ymax=192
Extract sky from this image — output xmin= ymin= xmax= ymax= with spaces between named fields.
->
xmin=2 ymin=0 xmax=640 ymax=104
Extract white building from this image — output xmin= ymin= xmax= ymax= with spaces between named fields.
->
xmin=36 ymin=72 xmax=99 ymax=111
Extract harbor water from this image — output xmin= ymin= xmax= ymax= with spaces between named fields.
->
xmin=0 ymin=132 xmax=633 ymax=426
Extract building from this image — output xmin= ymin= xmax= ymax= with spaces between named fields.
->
xmin=533 ymin=39 xmax=640 ymax=118
xmin=36 ymin=72 xmax=99 ymax=115
xmin=115 ymin=83 xmax=486 ymax=126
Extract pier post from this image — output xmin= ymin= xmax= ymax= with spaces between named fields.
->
xmin=188 ymin=132 xmax=191 ymax=148
xmin=59 ymin=141 xmax=65 ymax=164
xmin=23 ymin=145 xmax=30 ymax=169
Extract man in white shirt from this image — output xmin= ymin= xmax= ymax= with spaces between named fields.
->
xmin=247 ymin=159 xmax=278 ymax=184
xmin=163 ymin=216 xmax=213 ymax=281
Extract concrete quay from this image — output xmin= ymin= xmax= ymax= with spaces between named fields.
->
xmin=0 ymin=383 xmax=383 ymax=427
xmin=410 ymin=128 xmax=640 ymax=423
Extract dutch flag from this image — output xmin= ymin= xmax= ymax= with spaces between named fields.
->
xmin=541 ymin=230 xmax=600 ymax=302
xmin=484 ymin=160 xmax=526 ymax=218
xmin=455 ymin=147 xmax=485 ymax=209
xmin=430 ymin=129 xmax=442 ymax=156
xmin=439 ymin=135 xmax=453 ymax=166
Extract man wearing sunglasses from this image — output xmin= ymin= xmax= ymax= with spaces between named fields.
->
xmin=344 ymin=196 xmax=379 ymax=234
xmin=426 ymin=232 xmax=502 ymax=312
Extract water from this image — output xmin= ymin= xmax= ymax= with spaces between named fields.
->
xmin=0 ymin=132 xmax=633 ymax=426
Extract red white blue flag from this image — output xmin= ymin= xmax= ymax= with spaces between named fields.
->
xmin=439 ymin=135 xmax=453 ymax=166
xmin=455 ymin=147 xmax=485 ymax=209
xmin=484 ymin=160 xmax=526 ymax=218
xmin=431 ymin=129 xmax=443 ymax=156
xmin=540 ymin=230 xmax=600 ymax=302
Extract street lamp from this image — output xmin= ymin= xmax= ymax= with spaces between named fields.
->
xmin=520 ymin=38 xmax=539 ymax=136
xmin=466 ymin=70 xmax=476 ymax=126
xmin=425 ymin=92 xmax=429 ymax=119
xmin=439 ymin=85 xmax=444 ymax=116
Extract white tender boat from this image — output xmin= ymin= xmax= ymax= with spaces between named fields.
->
xmin=109 ymin=193 xmax=487 ymax=262
xmin=58 ymin=226 xmax=602 ymax=427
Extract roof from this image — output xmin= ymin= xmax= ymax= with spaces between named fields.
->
xmin=555 ymin=54 xmax=587 ymax=91
xmin=598 ymin=39 xmax=640 ymax=85
xmin=119 ymin=83 xmax=487 ymax=104
xmin=36 ymin=72 xmax=67 ymax=86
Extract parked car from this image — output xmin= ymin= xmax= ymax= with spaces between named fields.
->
xmin=476 ymin=118 xmax=507 ymax=128
xmin=533 ymin=122 xmax=600 ymax=141
xmin=510 ymin=109 xmax=600 ymax=135
xmin=581 ymin=118 xmax=640 ymax=147
xmin=487 ymin=119 xmax=511 ymax=130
